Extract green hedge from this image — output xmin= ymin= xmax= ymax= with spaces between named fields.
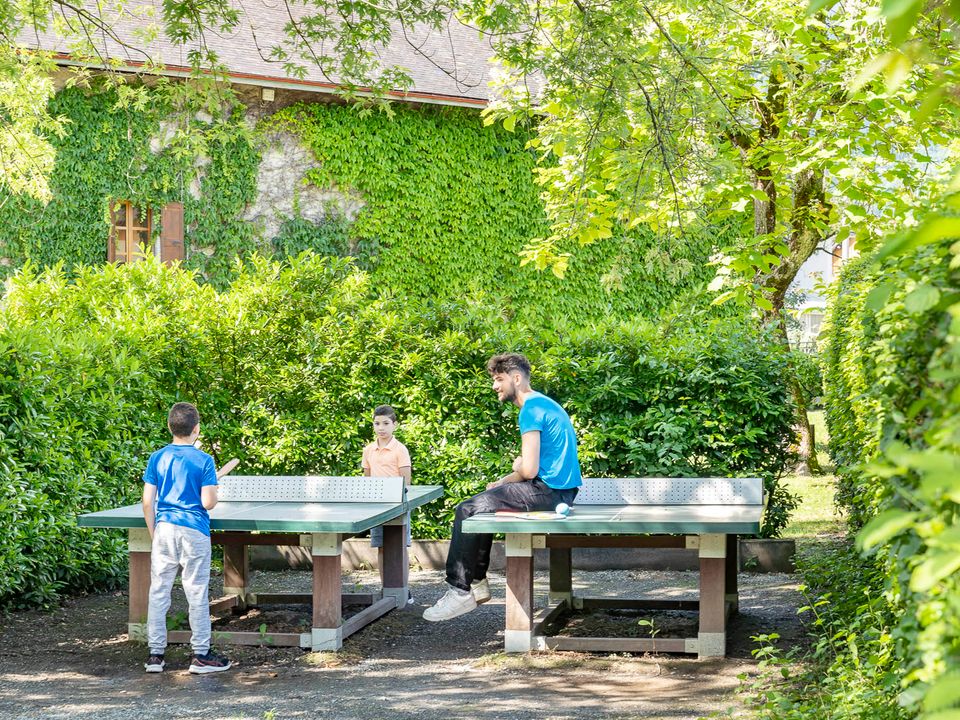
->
xmin=797 ymin=231 xmax=960 ymax=720
xmin=0 ymin=255 xmax=796 ymax=609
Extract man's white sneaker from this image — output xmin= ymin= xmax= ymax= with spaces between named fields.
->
xmin=472 ymin=578 xmax=491 ymax=605
xmin=423 ymin=588 xmax=477 ymax=622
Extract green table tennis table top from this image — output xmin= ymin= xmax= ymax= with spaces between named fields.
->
xmin=77 ymin=484 xmax=444 ymax=534
xmin=462 ymin=503 xmax=763 ymax=535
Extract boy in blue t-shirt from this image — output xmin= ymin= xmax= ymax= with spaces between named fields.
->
xmin=141 ymin=402 xmax=237 ymax=674
xmin=424 ymin=353 xmax=582 ymax=622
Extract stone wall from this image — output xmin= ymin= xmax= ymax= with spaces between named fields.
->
xmin=243 ymin=127 xmax=364 ymax=243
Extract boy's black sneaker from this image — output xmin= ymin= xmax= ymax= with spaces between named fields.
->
xmin=144 ymin=654 xmax=165 ymax=673
xmin=189 ymin=650 xmax=232 ymax=674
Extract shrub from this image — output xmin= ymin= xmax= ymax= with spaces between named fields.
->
xmin=814 ymin=228 xmax=959 ymax=718
xmin=0 ymin=255 xmax=797 ymax=609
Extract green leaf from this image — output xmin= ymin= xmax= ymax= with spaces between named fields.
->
xmin=806 ymin=0 xmax=839 ymax=14
xmin=904 ymin=284 xmax=941 ymax=314
xmin=922 ymin=709 xmax=960 ymax=720
xmin=882 ymin=0 xmax=922 ymax=19
xmin=876 ymin=217 xmax=960 ymax=260
xmin=910 ymin=551 xmax=960 ymax=592
xmin=881 ymin=0 xmax=925 ymax=44
xmin=923 ymin=672 xmax=960 ymax=712
xmin=851 ymin=52 xmax=897 ymax=92
xmin=865 ymin=283 xmax=894 ymax=311
xmin=883 ymin=52 xmax=914 ymax=93
xmin=856 ymin=509 xmax=918 ymax=551
xmin=502 ymin=114 xmax=516 ymax=133
xmin=914 ymin=86 xmax=946 ymax=124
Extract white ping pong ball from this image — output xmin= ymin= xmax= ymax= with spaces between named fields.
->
xmin=555 ymin=502 xmax=570 ymax=516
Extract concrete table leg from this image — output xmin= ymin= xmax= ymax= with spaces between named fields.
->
xmin=549 ymin=547 xmax=572 ymax=605
xmin=381 ymin=517 xmax=408 ymax=607
xmin=505 ymin=533 xmax=535 ymax=652
xmin=222 ymin=543 xmax=249 ymax=610
xmin=310 ymin=532 xmax=343 ymax=651
xmin=698 ymin=533 xmax=727 ymax=658
xmin=127 ymin=528 xmax=152 ymax=642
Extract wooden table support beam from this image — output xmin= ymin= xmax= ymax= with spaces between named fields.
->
xmin=380 ymin=518 xmax=409 ymax=606
xmin=127 ymin=529 xmax=152 ymax=642
xmin=222 ymin=543 xmax=249 ymax=610
xmin=504 ymin=534 xmax=535 ymax=652
xmin=698 ymin=533 xmax=727 ymax=658
xmin=310 ymin=533 xmax=343 ymax=652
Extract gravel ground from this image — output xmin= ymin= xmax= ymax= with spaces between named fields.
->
xmin=0 ymin=568 xmax=805 ymax=720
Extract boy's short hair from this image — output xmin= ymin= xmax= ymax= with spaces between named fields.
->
xmin=168 ymin=402 xmax=200 ymax=438
xmin=373 ymin=405 xmax=397 ymax=422
xmin=486 ymin=353 xmax=531 ymax=379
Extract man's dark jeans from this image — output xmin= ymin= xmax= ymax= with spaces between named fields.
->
xmin=445 ymin=478 xmax=579 ymax=592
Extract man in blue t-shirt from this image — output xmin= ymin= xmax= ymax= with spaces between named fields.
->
xmin=424 ymin=353 xmax=582 ymax=622
xmin=141 ymin=402 xmax=237 ymax=674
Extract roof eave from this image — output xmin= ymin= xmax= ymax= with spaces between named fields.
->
xmin=52 ymin=54 xmax=490 ymax=109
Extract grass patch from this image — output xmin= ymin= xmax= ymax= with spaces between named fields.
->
xmin=781 ymin=474 xmax=844 ymax=540
xmin=808 ymin=409 xmax=833 ymax=473
xmin=780 ymin=410 xmax=846 ymax=549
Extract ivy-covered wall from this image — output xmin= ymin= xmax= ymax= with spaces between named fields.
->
xmin=0 ymin=85 xmax=262 ymax=281
xmin=0 ymin=84 xmax=718 ymax=326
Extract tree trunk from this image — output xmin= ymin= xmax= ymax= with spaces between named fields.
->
xmin=758 ymin=168 xmax=827 ymax=476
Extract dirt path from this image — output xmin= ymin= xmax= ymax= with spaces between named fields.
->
xmin=0 ymin=569 xmax=804 ymax=720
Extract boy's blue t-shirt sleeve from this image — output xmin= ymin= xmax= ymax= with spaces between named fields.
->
xmin=201 ymin=455 xmax=218 ymax=487
xmin=143 ymin=451 xmax=159 ymax=486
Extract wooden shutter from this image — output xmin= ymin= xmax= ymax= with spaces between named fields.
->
xmin=159 ymin=202 xmax=184 ymax=265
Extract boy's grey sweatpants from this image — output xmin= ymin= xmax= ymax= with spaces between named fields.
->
xmin=147 ymin=522 xmax=212 ymax=656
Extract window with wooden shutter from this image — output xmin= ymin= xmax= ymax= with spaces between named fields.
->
xmin=109 ymin=201 xmax=152 ymax=264
xmin=108 ymin=201 xmax=185 ymax=265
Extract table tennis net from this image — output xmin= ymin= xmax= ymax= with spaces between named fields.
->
xmin=217 ymin=475 xmax=406 ymax=504
xmin=575 ymin=477 xmax=763 ymax=506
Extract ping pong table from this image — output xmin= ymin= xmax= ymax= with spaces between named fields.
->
xmin=78 ymin=475 xmax=443 ymax=651
xmin=462 ymin=477 xmax=764 ymax=658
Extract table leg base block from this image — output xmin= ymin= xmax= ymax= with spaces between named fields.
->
xmin=128 ymin=623 xmax=147 ymax=642
xmin=505 ymin=629 xmax=535 ymax=652
xmin=697 ymin=632 xmax=726 ymax=658
xmin=310 ymin=627 xmax=343 ymax=652
xmin=382 ymin=587 xmax=409 ymax=606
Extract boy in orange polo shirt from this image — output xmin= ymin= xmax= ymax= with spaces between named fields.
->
xmin=362 ymin=405 xmax=412 ymax=592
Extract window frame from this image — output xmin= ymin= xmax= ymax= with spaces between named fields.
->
xmin=109 ymin=201 xmax=154 ymax=264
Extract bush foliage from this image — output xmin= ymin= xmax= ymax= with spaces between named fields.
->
xmin=0 ymin=256 xmax=796 ymax=609
xmin=793 ymin=230 xmax=960 ymax=720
